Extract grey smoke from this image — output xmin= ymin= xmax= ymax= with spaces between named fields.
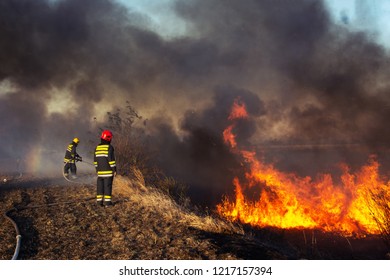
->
xmin=1 ymin=0 xmax=390 ymax=204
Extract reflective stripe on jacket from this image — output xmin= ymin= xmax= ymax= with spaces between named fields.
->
xmin=64 ymin=142 xmax=78 ymax=163
xmin=94 ymin=142 xmax=116 ymax=177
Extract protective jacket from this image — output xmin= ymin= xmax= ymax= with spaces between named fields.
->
xmin=94 ymin=140 xmax=116 ymax=177
xmin=64 ymin=142 xmax=81 ymax=163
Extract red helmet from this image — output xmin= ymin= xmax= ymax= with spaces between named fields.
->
xmin=101 ymin=130 xmax=113 ymax=141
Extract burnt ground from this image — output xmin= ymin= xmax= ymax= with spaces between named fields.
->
xmin=0 ymin=173 xmax=389 ymax=260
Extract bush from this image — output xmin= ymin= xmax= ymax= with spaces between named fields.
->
xmin=104 ymin=101 xmax=148 ymax=176
xmin=101 ymin=102 xmax=189 ymax=204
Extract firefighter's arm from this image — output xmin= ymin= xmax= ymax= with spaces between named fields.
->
xmin=109 ymin=146 xmax=117 ymax=176
xmin=76 ymin=153 xmax=82 ymax=161
xmin=93 ymin=150 xmax=98 ymax=172
xmin=70 ymin=145 xmax=77 ymax=160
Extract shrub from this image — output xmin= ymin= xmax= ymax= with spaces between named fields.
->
xmin=101 ymin=102 xmax=189 ymax=204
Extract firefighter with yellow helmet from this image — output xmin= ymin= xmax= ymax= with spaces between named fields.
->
xmin=64 ymin=137 xmax=82 ymax=179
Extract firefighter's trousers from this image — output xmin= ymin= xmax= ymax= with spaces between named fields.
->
xmin=97 ymin=176 xmax=113 ymax=205
xmin=64 ymin=162 xmax=77 ymax=175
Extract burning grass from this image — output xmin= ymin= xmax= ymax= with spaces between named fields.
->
xmin=0 ymin=172 xmax=389 ymax=259
xmin=367 ymin=188 xmax=390 ymax=248
xmin=218 ymin=98 xmax=390 ymax=240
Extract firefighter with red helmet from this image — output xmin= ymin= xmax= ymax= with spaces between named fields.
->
xmin=64 ymin=137 xmax=82 ymax=179
xmin=94 ymin=130 xmax=116 ymax=207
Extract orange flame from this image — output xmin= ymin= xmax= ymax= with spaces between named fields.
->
xmin=223 ymin=125 xmax=237 ymax=148
xmin=217 ymin=100 xmax=390 ymax=236
xmin=228 ymin=98 xmax=248 ymax=120
xmin=223 ymin=98 xmax=248 ymax=148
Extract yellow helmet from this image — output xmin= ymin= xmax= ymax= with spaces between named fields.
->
xmin=73 ymin=137 xmax=80 ymax=144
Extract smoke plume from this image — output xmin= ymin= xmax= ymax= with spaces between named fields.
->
xmin=2 ymin=0 xmax=390 ymax=204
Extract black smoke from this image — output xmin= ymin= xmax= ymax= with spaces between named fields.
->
xmin=1 ymin=0 xmax=390 ymax=202
xmin=146 ymin=85 xmax=265 ymax=205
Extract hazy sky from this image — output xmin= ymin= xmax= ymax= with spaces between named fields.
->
xmin=326 ymin=0 xmax=390 ymax=46
xmin=120 ymin=0 xmax=390 ymax=46
xmin=117 ymin=0 xmax=188 ymax=37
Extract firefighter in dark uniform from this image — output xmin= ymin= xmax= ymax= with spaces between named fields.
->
xmin=94 ymin=130 xmax=116 ymax=207
xmin=64 ymin=137 xmax=82 ymax=179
